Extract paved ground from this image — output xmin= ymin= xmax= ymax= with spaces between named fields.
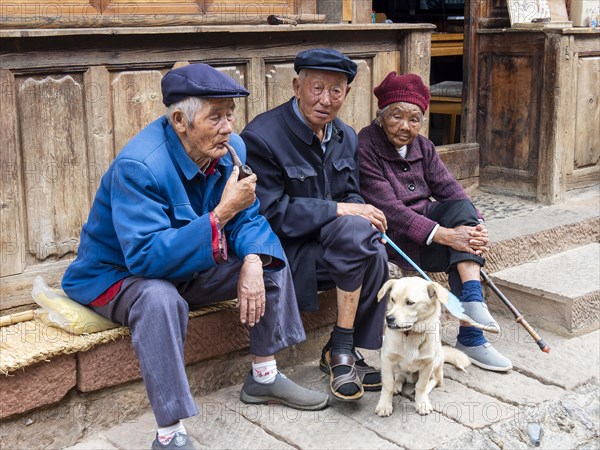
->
xmin=64 ymin=188 xmax=600 ymax=449
xmin=54 ymin=187 xmax=599 ymax=449
xmin=65 ymin=306 xmax=600 ymax=450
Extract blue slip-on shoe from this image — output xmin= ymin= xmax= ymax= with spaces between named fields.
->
xmin=456 ymin=341 xmax=513 ymax=372
xmin=151 ymin=432 xmax=196 ymax=450
xmin=240 ymin=372 xmax=329 ymax=410
xmin=461 ymin=301 xmax=500 ymax=332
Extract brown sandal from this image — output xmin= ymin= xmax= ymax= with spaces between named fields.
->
xmin=321 ymin=349 xmax=382 ymax=392
xmin=353 ymin=349 xmax=382 ymax=391
xmin=322 ymin=350 xmax=364 ymax=401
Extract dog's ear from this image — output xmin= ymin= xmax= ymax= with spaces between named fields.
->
xmin=427 ymin=282 xmax=448 ymax=305
xmin=377 ymin=279 xmax=397 ymax=302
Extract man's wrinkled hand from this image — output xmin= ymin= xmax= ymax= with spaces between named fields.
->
xmin=214 ymin=166 xmax=257 ymax=225
xmin=237 ymin=254 xmax=265 ymax=326
xmin=336 ymin=203 xmax=388 ymax=233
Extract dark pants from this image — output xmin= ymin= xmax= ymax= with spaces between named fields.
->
xmin=90 ymin=256 xmax=304 ymax=427
xmin=419 ymin=200 xmax=485 ymax=295
xmin=315 ymin=216 xmax=389 ymax=349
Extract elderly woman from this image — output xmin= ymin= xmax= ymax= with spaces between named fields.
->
xmin=358 ymin=72 xmax=512 ymax=372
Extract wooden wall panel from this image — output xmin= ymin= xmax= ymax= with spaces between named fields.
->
xmin=337 ymin=59 xmax=372 ymax=132
xmin=399 ymin=31 xmax=431 ymax=82
xmin=0 ymin=70 xmax=26 ymax=277
xmin=298 ymin=0 xmax=316 ymax=15
xmin=217 ymin=65 xmax=248 ymax=133
xmin=265 ymin=63 xmax=296 ymax=111
xmin=398 ymin=31 xmax=431 ymax=136
xmin=106 ymin=0 xmax=203 ymax=15
xmin=246 ymin=57 xmax=267 ymax=124
xmin=17 ymin=76 xmax=89 ymax=261
xmin=110 ymin=70 xmax=165 ymax=153
xmin=372 ymin=51 xmax=400 ymax=116
xmin=477 ymin=43 xmax=543 ymax=198
xmin=482 ymin=55 xmax=537 ymax=171
xmin=84 ymin=66 xmax=114 ymax=204
xmin=574 ymin=56 xmax=600 ymax=169
xmin=478 ymin=0 xmax=511 ymax=28
xmin=477 ymin=30 xmax=599 ymax=201
xmin=205 ymin=0 xmax=297 ymax=16
xmin=2 ymin=0 xmax=304 ymax=28
xmin=536 ymin=33 xmax=570 ymax=204
xmin=3 ymin=0 xmax=99 ymax=17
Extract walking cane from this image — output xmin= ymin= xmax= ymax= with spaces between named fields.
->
xmin=480 ymin=269 xmax=550 ymax=353
xmin=380 ymin=233 xmax=499 ymax=333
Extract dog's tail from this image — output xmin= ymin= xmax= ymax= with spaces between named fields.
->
xmin=443 ymin=347 xmax=471 ymax=371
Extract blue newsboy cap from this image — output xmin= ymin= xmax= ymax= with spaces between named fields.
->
xmin=294 ymin=48 xmax=358 ymax=84
xmin=161 ymin=63 xmax=250 ymax=106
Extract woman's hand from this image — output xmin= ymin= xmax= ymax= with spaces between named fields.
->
xmin=336 ymin=203 xmax=388 ymax=233
xmin=469 ymin=223 xmax=489 ymax=256
xmin=434 ymin=224 xmax=489 ymax=256
xmin=237 ymin=254 xmax=265 ymax=326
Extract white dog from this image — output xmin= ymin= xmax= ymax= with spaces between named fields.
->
xmin=375 ymin=277 xmax=470 ymax=417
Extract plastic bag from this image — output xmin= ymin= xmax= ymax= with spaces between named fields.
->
xmin=31 ymin=276 xmax=119 ymax=335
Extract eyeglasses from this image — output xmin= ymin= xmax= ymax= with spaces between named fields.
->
xmin=309 ymin=84 xmax=346 ymax=101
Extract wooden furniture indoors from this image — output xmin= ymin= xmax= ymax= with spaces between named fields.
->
xmin=430 ymin=33 xmax=465 ymax=145
xmin=430 ymin=80 xmax=463 ymax=145
xmin=431 ymin=32 xmax=464 ymax=57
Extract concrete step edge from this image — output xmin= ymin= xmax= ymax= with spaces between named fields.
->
xmin=485 ymin=216 xmax=599 ymax=273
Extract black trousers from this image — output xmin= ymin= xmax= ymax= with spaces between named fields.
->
xmin=314 ymin=216 xmax=389 ymax=350
xmin=419 ymin=200 xmax=485 ymax=295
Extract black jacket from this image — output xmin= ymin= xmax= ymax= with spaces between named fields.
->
xmin=242 ymin=98 xmax=364 ymax=310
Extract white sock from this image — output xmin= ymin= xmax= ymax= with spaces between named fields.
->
xmin=252 ymin=360 xmax=278 ymax=384
xmin=157 ymin=421 xmax=186 ymax=445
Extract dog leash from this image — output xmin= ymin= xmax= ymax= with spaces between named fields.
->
xmin=380 ymin=232 xmax=497 ymax=332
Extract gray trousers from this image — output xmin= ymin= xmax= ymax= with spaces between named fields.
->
xmin=91 ymin=256 xmax=305 ymax=427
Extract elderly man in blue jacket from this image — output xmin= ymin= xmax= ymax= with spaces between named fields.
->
xmin=242 ymin=49 xmax=389 ymax=402
xmin=62 ymin=63 xmax=327 ymax=450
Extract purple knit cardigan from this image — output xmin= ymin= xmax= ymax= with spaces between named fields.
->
xmin=358 ymin=120 xmax=480 ymax=270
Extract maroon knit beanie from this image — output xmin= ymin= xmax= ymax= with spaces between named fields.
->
xmin=373 ymin=72 xmax=430 ymax=112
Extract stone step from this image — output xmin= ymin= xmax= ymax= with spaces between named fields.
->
xmin=486 ymin=243 xmax=600 ymax=337
xmin=471 ymin=187 xmax=600 ymax=273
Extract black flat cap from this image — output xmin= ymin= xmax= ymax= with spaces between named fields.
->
xmin=294 ymin=48 xmax=358 ymax=84
xmin=161 ymin=63 xmax=250 ymax=106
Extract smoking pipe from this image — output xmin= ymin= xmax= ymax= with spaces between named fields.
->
xmin=224 ymin=142 xmax=253 ymax=180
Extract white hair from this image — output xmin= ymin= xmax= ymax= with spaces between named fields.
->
xmin=166 ymin=96 xmax=207 ymax=127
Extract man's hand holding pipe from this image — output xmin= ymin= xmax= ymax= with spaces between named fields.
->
xmin=213 ymin=166 xmax=257 ymax=226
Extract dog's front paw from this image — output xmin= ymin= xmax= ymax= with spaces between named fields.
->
xmin=375 ymin=400 xmax=394 ymax=417
xmin=416 ymin=400 xmax=433 ymax=415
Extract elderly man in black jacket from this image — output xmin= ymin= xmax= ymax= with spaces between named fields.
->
xmin=242 ymin=48 xmax=388 ymax=402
